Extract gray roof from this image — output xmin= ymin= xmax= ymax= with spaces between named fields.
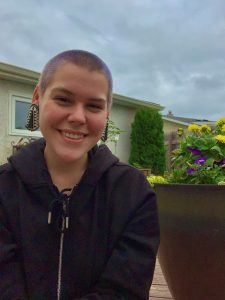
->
xmin=163 ymin=113 xmax=214 ymax=126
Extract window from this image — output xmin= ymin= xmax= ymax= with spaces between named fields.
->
xmin=9 ymin=92 xmax=42 ymax=137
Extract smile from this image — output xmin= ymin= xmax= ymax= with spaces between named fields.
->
xmin=60 ymin=130 xmax=86 ymax=141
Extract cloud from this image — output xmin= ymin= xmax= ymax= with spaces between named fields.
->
xmin=0 ymin=0 xmax=225 ymax=120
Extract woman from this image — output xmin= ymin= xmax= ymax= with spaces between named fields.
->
xmin=0 ymin=50 xmax=159 ymax=300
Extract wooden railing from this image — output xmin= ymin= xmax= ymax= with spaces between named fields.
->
xmin=11 ymin=137 xmax=34 ymax=154
xmin=164 ymin=132 xmax=179 ymax=171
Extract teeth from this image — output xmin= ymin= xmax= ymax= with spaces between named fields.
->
xmin=63 ymin=132 xmax=83 ymax=139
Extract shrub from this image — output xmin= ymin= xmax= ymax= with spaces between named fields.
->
xmin=129 ymin=107 xmax=166 ymax=174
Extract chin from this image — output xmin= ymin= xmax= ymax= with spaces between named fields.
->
xmin=58 ymin=149 xmax=88 ymax=163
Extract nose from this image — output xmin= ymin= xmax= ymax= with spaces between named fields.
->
xmin=67 ymin=104 xmax=86 ymax=124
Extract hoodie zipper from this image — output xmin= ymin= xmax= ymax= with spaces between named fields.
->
xmin=56 ymin=192 xmax=71 ymax=300
xmin=47 ymin=187 xmax=75 ymax=300
xmin=57 ymin=205 xmax=66 ymax=300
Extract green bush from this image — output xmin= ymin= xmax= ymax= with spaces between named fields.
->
xmin=129 ymin=107 xmax=166 ymax=174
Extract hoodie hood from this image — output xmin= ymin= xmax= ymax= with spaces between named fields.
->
xmin=8 ymin=138 xmax=119 ymax=188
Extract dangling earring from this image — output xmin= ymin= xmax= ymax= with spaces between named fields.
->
xmin=101 ymin=120 xmax=109 ymax=142
xmin=25 ymin=104 xmax=39 ymax=131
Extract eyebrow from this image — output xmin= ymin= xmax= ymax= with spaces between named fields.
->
xmin=50 ymin=87 xmax=107 ymax=103
xmin=50 ymin=87 xmax=74 ymax=96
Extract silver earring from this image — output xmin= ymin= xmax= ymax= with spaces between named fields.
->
xmin=25 ymin=104 xmax=39 ymax=131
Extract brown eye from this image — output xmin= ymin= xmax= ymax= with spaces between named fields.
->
xmin=54 ymin=97 xmax=71 ymax=105
xmin=87 ymin=103 xmax=105 ymax=111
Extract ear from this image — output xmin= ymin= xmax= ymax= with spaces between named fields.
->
xmin=32 ymin=85 xmax=40 ymax=105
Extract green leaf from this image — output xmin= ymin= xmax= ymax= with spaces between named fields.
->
xmin=211 ymin=145 xmax=224 ymax=156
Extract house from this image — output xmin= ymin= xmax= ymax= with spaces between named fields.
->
xmin=0 ymin=61 xmax=163 ymax=164
xmin=163 ymin=111 xmax=214 ymax=134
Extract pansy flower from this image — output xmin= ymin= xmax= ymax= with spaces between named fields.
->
xmin=187 ymin=168 xmax=195 ymax=174
xmin=194 ymin=156 xmax=207 ymax=165
xmin=187 ymin=147 xmax=201 ymax=155
xmin=215 ymin=158 xmax=225 ymax=166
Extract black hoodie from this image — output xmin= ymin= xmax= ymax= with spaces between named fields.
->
xmin=0 ymin=139 xmax=159 ymax=300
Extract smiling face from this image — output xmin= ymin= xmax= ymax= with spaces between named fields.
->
xmin=33 ymin=62 xmax=109 ymax=166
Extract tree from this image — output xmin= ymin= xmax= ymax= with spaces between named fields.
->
xmin=129 ymin=107 xmax=166 ymax=174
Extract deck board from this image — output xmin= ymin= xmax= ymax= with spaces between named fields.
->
xmin=149 ymin=258 xmax=174 ymax=299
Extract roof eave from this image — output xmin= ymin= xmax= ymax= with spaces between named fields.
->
xmin=0 ymin=62 xmax=39 ymax=85
xmin=113 ymin=93 xmax=163 ymax=110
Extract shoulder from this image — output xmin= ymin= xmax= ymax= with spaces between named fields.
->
xmin=108 ymin=161 xmax=147 ymax=181
xmin=105 ymin=161 xmax=152 ymax=197
xmin=101 ymin=162 xmax=156 ymax=222
xmin=0 ymin=162 xmax=13 ymax=176
xmin=0 ymin=162 xmax=17 ymax=191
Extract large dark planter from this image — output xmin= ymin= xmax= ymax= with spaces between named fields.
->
xmin=154 ymin=184 xmax=225 ymax=300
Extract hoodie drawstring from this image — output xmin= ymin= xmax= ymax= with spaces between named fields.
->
xmin=47 ymin=188 xmax=71 ymax=232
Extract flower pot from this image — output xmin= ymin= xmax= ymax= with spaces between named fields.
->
xmin=138 ymin=168 xmax=151 ymax=177
xmin=154 ymin=183 xmax=225 ymax=300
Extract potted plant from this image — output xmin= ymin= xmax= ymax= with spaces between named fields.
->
xmin=148 ymin=118 xmax=225 ymax=300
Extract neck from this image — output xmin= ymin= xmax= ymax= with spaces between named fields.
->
xmin=44 ymin=150 xmax=88 ymax=191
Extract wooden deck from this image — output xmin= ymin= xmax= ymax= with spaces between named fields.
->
xmin=149 ymin=258 xmax=174 ymax=299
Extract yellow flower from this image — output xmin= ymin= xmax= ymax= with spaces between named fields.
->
xmin=216 ymin=117 xmax=225 ymax=126
xmin=221 ymin=124 xmax=225 ymax=133
xmin=218 ymin=181 xmax=225 ymax=185
xmin=200 ymin=124 xmax=211 ymax=133
xmin=215 ymin=134 xmax=225 ymax=143
xmin=177 ymin=127 xmax=184 ymax=137
xmin=147 ymin=175 xmax=167 ymax=187
xmin=187 ymin=124 xmax=200 ymax=133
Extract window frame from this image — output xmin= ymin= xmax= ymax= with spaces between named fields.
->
xmin=8 ymin=91 xmax=42 ymax=137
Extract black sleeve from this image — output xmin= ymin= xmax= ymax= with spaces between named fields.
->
xmin=78 ymin=177 xmax=160 ymax=300
xmin=0 ymin=202 xmax=28 ymax=300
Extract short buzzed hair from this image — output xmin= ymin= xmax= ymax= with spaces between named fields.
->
xmin=38 ymin=50 xmax=113 ymax=110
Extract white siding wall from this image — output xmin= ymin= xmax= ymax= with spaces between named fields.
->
xmin=0 ymin=79 xmax=35 ymax=164
xmin=108 ymin=103 xmax=135 ymax=163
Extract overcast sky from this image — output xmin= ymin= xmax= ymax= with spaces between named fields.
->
xmin=1 ymin=0 xmax=225 ymax=120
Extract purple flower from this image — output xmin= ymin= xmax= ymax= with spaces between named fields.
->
xmin=194 ymin=156 xmax=207 ymax=165
xmin=187 ymin=147 xmax=202 ymax=155
xmin=187 ymin=168 xmax=195 ymax=174
xmin=215 ymin=158 xmax=225 ymax=166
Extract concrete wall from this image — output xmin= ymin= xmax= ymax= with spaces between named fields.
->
xmin=163 ymin=119 xmax=187 ymax=135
